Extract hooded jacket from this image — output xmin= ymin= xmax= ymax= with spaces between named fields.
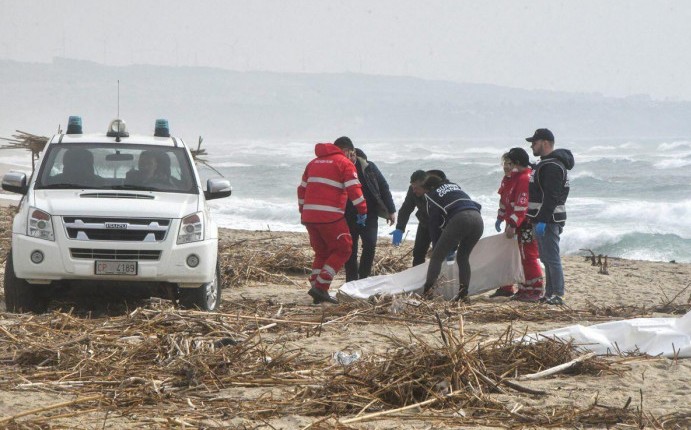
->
xmin=527 ymin=148 xmax=575 ymax=225
xmin=345 ymin=155 xmax=396 ymax=219
xmin=498 ymin=167 xmax=532 ymax=228
xmin=424 ymin=182 xmax=482 ymax=245
xmin=298 ymin=143 xmax=367 ymax=224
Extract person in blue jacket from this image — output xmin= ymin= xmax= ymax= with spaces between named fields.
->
xmin=422 ymin=175 xmax=483 ymax=301
xmin=344 ymin=148 xmax=397 ymax=282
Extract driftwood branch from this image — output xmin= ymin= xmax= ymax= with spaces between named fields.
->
xmin=516 ymin=352 xmax=597 ymax=381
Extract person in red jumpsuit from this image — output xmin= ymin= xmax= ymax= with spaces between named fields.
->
xmin=490 ymin=152 xmax=519 ymax=298
xmin=297 ymin=136 xmax=368 ymax=304
xmin=496 ymin=147 xmax=545 ymax=302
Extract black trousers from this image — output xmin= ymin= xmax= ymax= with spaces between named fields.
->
xmin=345 ymin=214 xmax=379 ymax=282
xmin=425 ymin=210 xmax=484 ymax=291
xmin=412 ymin=223 xmax=432 ymax=266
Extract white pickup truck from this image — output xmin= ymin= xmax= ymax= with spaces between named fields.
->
xmin=2 ymin=117 xmax=231 ymax=313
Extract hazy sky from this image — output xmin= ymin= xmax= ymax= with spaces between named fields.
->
xmin=2 ymin=0 xmax=690 ymax=100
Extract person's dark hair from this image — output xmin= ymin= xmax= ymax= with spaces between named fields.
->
xmin=425 ymin=169 xmax=447 ymax=181
xmin=410 ymin=169 xmax=427 ymax=183
xmin=355 ymin=148 xmax=367 ymax=160
xmin=507 ymin=147 xmax=530 ymax=167
xmin=334 ymin=136 xmax=354 ymax=150
xmin=422 ymin=174 xmax=444 ymax=191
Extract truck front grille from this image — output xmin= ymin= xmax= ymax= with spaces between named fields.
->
xmin=63 ymin=217 xmax=171 ymax=242
xmin=70 ymin=248 xmax=162 ymax=260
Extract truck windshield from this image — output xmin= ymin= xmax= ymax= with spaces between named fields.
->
xmin=35 ymin=144 xmax=198 ymax=193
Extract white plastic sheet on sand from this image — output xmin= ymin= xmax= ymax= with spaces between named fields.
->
xmin=339 ymin=234 xmax=524 ymax=300
xmin=526 ymin=311 xmax=691 ymax=358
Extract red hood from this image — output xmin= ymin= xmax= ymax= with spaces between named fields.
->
xmin=315 ymin=143 xmax=345 ymax=158
xmin=510 ymin=167 xmax=532 ymax=181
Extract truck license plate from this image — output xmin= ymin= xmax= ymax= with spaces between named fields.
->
xmin=95 ymin=260 xmax=138 ymax=275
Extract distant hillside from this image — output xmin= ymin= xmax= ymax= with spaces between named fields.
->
xmin=1 ymin=57 xmax=690 ymax=141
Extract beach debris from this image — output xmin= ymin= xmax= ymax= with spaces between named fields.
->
xmin=0 ymin=130 xmax=49 ymax=171
xmin=333 ymin=350 xmax=361 ymax=366
xmin=599 ymin=255 xmax=610 ymax=275
xmin=581 ymin=248 xmax=598 ymax=265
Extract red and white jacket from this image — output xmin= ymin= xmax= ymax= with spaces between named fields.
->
xmin=298 ymin=143 xmax=367 ymax=223
xmin=497 ymin=167 xmax=532 ymax=228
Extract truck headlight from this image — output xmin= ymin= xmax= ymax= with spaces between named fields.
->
xmin=28 ymin=208 xmax=54 ymax=241
xmin=177 ymin=212 xmax=204 ymax=244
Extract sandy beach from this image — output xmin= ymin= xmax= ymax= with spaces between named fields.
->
xmin=0 ymin=195 xmax=690 ymax=428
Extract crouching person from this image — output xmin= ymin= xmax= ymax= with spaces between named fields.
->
xmin=422 ymin=175 xmax=483 ymax=301
xmin=297 ymin=136 xmax=367 ymax=304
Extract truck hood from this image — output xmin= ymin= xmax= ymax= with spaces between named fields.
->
xmin=32 ymin=190 xmax=201 ymax=219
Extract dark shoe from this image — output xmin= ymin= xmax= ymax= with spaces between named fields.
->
xmin=538 ymin=295 xmax=551 ymax=304
xmin=489 ymin=288 xmax=514 ymax=298
xmin=511 ymin=291 xmax=541 ymax=302
xmin=422 ymin=283 xmax=434 ymax=299
xmin=453 ymin=285 xmax=469 ymax=302
xmin=308 ymin=287 xmax=338 ymax=304
xmin=546 ymin=295 xmax=565 ymax=306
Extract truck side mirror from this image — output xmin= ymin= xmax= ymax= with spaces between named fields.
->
xmin=2 ymin=171 xmax=28 ymax=195
xmin=205 ymin=178 xmax=232 ymax=200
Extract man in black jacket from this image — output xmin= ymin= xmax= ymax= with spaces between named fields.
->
xmin=344 ymin=148 xmax=397 ymax=282
xmin=391 ymin=170 xmax=447 ymax=266
xmin=526 ymin=128 xmax=575 ymax=306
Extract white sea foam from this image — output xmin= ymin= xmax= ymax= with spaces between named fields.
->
xmin=657 ymin=141 xmax=691 ymax=151
xmin=652 ymin=158 xmax=691 ymax=169
xmin=569 ymin=170 xmax=603 ymax=181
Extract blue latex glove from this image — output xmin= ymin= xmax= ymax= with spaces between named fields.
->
xmin=390 ymin=229 xmax=404 ymax=246
xmin=446 ymin=250 xmax=456 ymax=261
xmin=535 ymin=222 xmax=546 ymax=237
xmin=356 ymin=213 xmax=367 ymax=227
xmin=495 ymin=219 xmax=502 ymax=232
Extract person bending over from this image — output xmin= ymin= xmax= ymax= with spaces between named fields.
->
xmin=422 ymin=175 xmax=483 ymax=301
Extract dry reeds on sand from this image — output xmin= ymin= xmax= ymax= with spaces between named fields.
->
xmin=0 ymin=302 xmax=688 ymax=428
xmin=1 ymin=206 xmax=690 ymax=428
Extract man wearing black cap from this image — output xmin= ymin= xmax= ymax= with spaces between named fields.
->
xmin=525 ymin=129 xmax=575 ymax=306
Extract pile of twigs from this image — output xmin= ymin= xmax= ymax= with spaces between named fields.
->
xmin=0 ymin=305 xmax=682 ymax=428
xmin=219 ymin=236 xmax=413 ymax=286
xmin=0 ymin=130 xmax=49 ymax=171
xmin=220 ymin=240 xmax=312 ymax=286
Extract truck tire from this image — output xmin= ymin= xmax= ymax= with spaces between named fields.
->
xmin=178 ymin=263 xmax=221 ymax=311
xmin=4 ymin=252 xmax=48 ymax=313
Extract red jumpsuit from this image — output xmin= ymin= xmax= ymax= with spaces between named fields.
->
xmin=497 ymin=168 xmax=544 ymax=299
xmin=298 ymin=143 xmax=367 ymax=292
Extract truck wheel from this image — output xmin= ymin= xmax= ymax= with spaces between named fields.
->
xmin=178 ymin=263 xmax=221 ymax=311
xmin=4 ymin=252 xmax=48 ymax=313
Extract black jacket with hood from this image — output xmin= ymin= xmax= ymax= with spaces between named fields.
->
xmin=527 ymin=148 xmax=575 ymax=225
xmin=345 ymin=151 xmax=396 ymax=219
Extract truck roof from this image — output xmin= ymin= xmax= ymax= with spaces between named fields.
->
xmin=51 ymin=133 xmax=183 ymax=147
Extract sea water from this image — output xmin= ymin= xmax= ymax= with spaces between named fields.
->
xmin=200 ymin=137 xmax=691 ymax=263
xmin=3 ymin=138 xmax=690 ymax=263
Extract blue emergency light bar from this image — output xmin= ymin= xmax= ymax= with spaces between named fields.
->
xmin=154 ymin=119 xmax=170 ymax=137
xmin=66 ymin=116 xmax=83 ymax=134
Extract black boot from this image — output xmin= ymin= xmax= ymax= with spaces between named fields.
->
xmin=308 ymin=287 xmax=339 ymax=304
xmin=453 ymin=285 xmax=469 ymax=302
